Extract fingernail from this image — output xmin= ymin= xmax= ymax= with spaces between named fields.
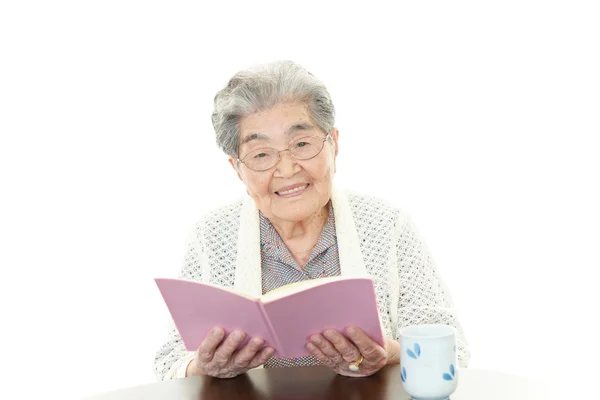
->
xmin=306 ymin=343 xmax=316 ymax=351
xmin=324 ymin=330 xmax=336 ymax=340
xmin=232 ymin=331 xmax=244 ymax=340
xmin=347 ymin=327 xmax=356 ymax=336
xmin=212 ymin=328 xmax=223 ymax=337
xmin=311 ymin=336 xmax=322 ymax=345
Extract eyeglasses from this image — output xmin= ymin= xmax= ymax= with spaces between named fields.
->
xmin=237 ymin=134 xmax=331 ymax=172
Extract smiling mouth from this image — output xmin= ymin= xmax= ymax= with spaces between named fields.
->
xmin=276 ymin=184 xmax=309 ymax=196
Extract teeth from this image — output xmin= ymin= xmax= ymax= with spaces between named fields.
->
xmin=278 ymin=184 xmax=308 ymax=195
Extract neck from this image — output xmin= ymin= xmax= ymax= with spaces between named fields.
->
xmin=269 ymin=203 xmax=329 ymax=242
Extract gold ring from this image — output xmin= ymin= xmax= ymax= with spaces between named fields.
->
xmin=348 ymin=355 xmax=364 ymax=371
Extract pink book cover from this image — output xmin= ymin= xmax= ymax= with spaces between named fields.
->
xmin=154 ymin=277 xmax=384 ymax=359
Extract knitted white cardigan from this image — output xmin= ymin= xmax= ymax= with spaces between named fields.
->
xmin=154 ymin=186 xmax=470 ymax=380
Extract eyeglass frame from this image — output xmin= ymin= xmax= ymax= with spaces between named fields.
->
xmin=236 ymin=133 xmax=332 ymax=172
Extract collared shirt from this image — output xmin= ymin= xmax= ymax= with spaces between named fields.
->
xmin=260 ymin=201 xmax=340 ymax=368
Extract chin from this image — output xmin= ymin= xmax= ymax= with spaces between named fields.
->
xmin=273 ymin=207 xmax=314 ymax=222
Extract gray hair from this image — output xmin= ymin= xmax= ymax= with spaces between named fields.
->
xmin=211 ymin=60 xmax=336 ymax=157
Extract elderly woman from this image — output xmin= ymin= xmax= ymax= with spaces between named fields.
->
xmin=154 ymin=60 xmax=470 ymax=380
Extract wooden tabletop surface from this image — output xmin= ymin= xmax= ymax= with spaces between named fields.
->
xmin=85 ymin=364 xmax=562 ymax=399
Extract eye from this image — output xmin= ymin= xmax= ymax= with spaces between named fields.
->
xmin=296 ymin=141 xmax=310 ymax=148
xmin=254 ymin=152 xmax=268 ymax=159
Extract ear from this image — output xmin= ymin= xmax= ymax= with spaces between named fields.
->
xmin=329 ymin=128 xmax=339 ymax=173
xmin=228 ymin=157 xmax=244 ymax=182
xmin=330 ymin=128 xmax=339 ymax=157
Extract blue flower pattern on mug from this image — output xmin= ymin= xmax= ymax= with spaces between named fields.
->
xmin=402 ymin=343 xmax=456 ymax=383
xmin=406 ymin=343 xmax=421 ymax=359
xmin=443 ymin=364 xmax=455 ymax=381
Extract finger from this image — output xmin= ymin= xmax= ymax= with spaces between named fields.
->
xmin=247 ymin=346 xmax=275 ymax=369
xmin=233 ymin=337 xmax=264 ymax=368
xmin=196 ymin=327 xmax=225 ymax=364
xmin=346 ymin=326 xmax=386 ymax=363
xmin=306 ymin=342 xmax=337 ymax=369
xmin=323 ymin=329 xmax=361 ymax=363
xmin=212 ymin=330 xmax=246 ymax=367
xmin=309 ymin=334 xmax=344 ymax=365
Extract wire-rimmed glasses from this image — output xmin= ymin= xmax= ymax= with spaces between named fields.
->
xmin=237 ymin=134 xmax=331 ymax=171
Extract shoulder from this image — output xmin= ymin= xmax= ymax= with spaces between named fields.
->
xmin=343 ymin=191 xmax=426 ymax=243
xmin=342 ymin=189 xmax=406 ymax=225
xmin=190 ymin=197 xmax=245 ymax=237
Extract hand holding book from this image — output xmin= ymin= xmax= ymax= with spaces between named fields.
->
xmin=185 ymin=326 xmax=275 ymax=378
xmin=306 ymin=326 xmax=401 ymax=377
xmin=155 ymin=276 xmax=386 ymax=377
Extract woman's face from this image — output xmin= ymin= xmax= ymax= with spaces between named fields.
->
xmin=229 ymin=102 xmax=339 ymax=224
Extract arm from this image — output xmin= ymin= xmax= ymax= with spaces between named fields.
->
xmin=153 ymin=225 xmax=205 ymax=381
xmin=154 ymin=321 xmax=196 ymax=380
xmin=153 ymin=223 xmax=273 ymax=380
xmin=394 ymin=213 xmax=471 ymax=368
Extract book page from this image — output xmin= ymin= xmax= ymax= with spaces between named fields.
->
xmin=155 ymin=278 xmax=275 ymax=351
xmin=261 ymin=277 xmax=384 ymax=358
xmin=260 ymin=276 xmax=357 ymax=303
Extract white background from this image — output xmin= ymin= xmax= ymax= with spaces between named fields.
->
xmin=1 ymin=1 xmax=599 ymax=399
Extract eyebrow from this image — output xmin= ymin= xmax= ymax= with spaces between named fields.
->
xmin=285 ymin=122 xmax=315 ymax=135
xmin=240 ymin=133 xmax=270 ymax=145
xmin=240 ymin=122 xmax=316 ymax=145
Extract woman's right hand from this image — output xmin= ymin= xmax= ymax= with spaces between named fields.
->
xmin=186 ymin=327 xmax=275 ymax=379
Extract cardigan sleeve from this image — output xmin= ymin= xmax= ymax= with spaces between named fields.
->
xmin=394 ymin=213 xmax=471 ymax=368
xmin=153 ymin=224 xmax=205 ymax=381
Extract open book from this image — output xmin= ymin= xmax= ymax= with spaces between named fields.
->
xmin=154 ymin=276 xmax=384 ymax=359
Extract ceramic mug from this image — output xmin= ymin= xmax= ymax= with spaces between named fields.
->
xmin=399 ymin=324 xmax=458 ymax=400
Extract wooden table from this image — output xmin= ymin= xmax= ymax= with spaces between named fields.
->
xmin=86 ymin=365 xmax=563 ymax=399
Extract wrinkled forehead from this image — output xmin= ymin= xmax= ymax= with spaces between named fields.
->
xmin=240 ymin=122 xmax=316 ymax=146
xmin=238 ymin=103 xmax=320 ymax=146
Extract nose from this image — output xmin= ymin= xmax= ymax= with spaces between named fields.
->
xmin=275 ymin=150 xmax=300 ymax=178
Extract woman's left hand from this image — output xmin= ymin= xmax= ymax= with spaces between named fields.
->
xmin=306 ymin=326 xmax=400 ymax=377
